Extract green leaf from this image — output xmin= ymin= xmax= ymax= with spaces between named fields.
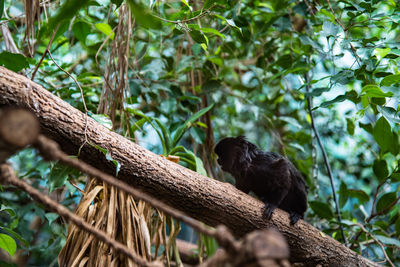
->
xmin=322 ymin=21 xmax=339 ymax=37
xmin=202 ymin=0 xmax=216 ymax=9
xmin=89 ymin=113 xmax=113 ymax=130
xmin=0 ymin=205 xmax=15 ymax=217
xmin=45 ymin=213 xmax=59 ymax=225
xmin=373 ymin=116 xmax=393 ymax=153
xmin=49 ymin=162 xmax=75 ymax=191
xmin=89 ymin=143 xmax=121 ymax=175
xmin=91 ymin=143 xmax=108 ymax=155
xmin=200 ymin=234 xmax=218 ymax=257
xmin=46 ymin=0 xmax=90 ymax=35
xmin=200 ymin=27 xmax=225 ymax=39
xmin=131 ymin=118 xmax=147 ymax=132
xmin=320 ymin=94 xmax=347 ymax=108
xmin=375 ymin=235 xmax=400 ymax=248
xmin=181 ymin=0 xmax=192 ymax=11
xmin=373 ymin=159 xmax=389 ymax=181
xmin=347 ymin=189 xmax=369 ymax=203
xmin=170 ymin=146 xmax=207 ymax=175
xmin=154 ymin=118 xmax=172 ymax=154
xmin=390 ymin=171 xmax=400 ymax=182
xmin=346 ymin=118 xmax=355 ymax=135
xmin=375 ymin=71 xmax=393 ymax=78
xmin=380 ymin=74 xmax=400 ymax=87
xmin=339 ymin=182 xmax=348 ymax=208
xmin=276 ymin=54 xmax=293 ymax=68
xmin=105 ymin=152 xmax=121 ymax=176
xmin=361 ymin=84 xmax=393 ymax=98
xmin=324 ymin=90 xmax=358 ymax=107
xmin=129 ymin=109 xmax=168 ymax=154
xmin=305 ymin=87 xmax=330 ymax=97
xmin=376 ymin=192 xmax=397 ymax=213
xmin=0 ymin=52 xmax=29 ymax=72
xmin=189 ymin=29 xmax=208 ymax=44
xmin=389 ymin=132 xmax=400 ymax=156
xmin=72 ymin=21 xmax=91 ymax=44
xmin=169 ymin=146 xmax=186 ymax=155
xmin=359 ymin=122 xmax=373 ymax=134
xmin=194 ymin=156 xmax=207 ymax=176
xmin=373 ymin=47 xmax=391 ymax=60
xmin=111 ymin=0 xmax=124 ymax=8
xmin=378 ymin=106 xmax=400 ymax=124
xmin=0 ymin=0 xmax=4 ymax=19
xmin=319 ymin=8 xmax=335 ymax=22
xmin=0 ymin=227 xmax=28 ymax=247
xmin=309 ymin=201 xmax=334 ymax=220
xmin=288 ymin=143 xmax=305 ymax=153
xmin=89 ymin=112 xmax=112 ymax=130
xmin=126 ymin=0 xmax=162 ymax=29
xmin=95 ymin=23 xmax=115 ymax=40
xmin=171 ymin=104 xmax=214 ymax=148
xmin=0 ymin=233 xmax=17 ymax=257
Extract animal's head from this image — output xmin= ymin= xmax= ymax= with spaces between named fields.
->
xmin=214 ymin=136 xmax=258 ymax=175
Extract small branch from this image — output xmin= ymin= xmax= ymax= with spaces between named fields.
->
xmin=326 ymin=0 xmax=361 ymax=67
xmin=371 ymin=195 xmax=400 ymax=218
xmin=304 ymin=72 xmax=348 ymax=246
xmin=153 ymin=4 xmax=215 ymax=24
xmin=350 ymin=181 xmax=400 ymax=249
xmin=31 ymin=24 xmax=60 ymax=81
xmin=46 ymin=50 xmax=89 ymax=154
xmin=355 ymin=224 xmax=395 ymax=267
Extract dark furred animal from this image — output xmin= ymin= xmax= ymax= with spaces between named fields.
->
xmin=214 ymin=136 xmax=308 ymax=225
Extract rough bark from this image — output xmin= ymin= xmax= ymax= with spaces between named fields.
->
xmin=0 ymin=67 xmax=379 ymax=267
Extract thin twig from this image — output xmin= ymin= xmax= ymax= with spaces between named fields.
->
xmin=304 ymin=72 xmax=348 ymax=246
xmin=31 ymin=24 xmax=60 ymax=81
xmin=326 ymin=0 xmax=361 ymax=67
xmin=46 ymin=50 xmax=89 ymax=154
xmin=350 ymin=181 xmax=400 ymax=249
xmin=153 ymin=3 xmax=214 ymax=24
xmin=355 ymin=223 xmax=395 ymax=267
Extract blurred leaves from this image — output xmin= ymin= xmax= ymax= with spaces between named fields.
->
xmin=45 ymin=0 xmax=90 ymax=37
xmin=126 ymin=0 xmax=162 ymax=29
xmin=0 ymin=52 xmax=29 ymax=71
xmin=1 ymin=0 xmax=400 ymax=265
xmin=309 ymin=201 xmax=334 ymax=220
xmin=373 ymin=117 xmax=393 ymax=154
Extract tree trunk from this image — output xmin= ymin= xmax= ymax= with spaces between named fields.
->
xmin=0 ymin=67 xmax=379 ymax=267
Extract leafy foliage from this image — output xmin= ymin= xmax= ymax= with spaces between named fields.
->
xmin=0 ymin=0 xmax=400 ymax=266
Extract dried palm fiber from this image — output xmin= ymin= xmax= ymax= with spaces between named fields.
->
xmin=97 ymin=4 xmax=130 ymax=123
xmin=58 ymin=178 xmax=156 ymax=267
xmin=23 ymin=0 xmax=41 ymax=56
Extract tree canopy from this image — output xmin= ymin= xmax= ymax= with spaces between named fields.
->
xmin=0 ymin=0 xmax=399 ymax=266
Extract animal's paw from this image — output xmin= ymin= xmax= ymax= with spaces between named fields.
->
xmin=262 ymin=203 xmax=276 ymax=219
xmin=289 ymin=212 xmax=302 ymax=225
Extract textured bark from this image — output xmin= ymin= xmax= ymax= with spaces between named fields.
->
xmin=0 ymin=67 xmax=379 ymax=267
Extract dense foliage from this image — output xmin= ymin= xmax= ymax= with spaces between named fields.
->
xmin=0 ymin=0 xmax=399 ymax=266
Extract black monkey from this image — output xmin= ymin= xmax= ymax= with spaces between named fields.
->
xmin=214 ymin=136 xmax=307 ymax=225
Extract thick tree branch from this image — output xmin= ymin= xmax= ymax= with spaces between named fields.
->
xmin=0 ymin=66 xmax=379 ymax=266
